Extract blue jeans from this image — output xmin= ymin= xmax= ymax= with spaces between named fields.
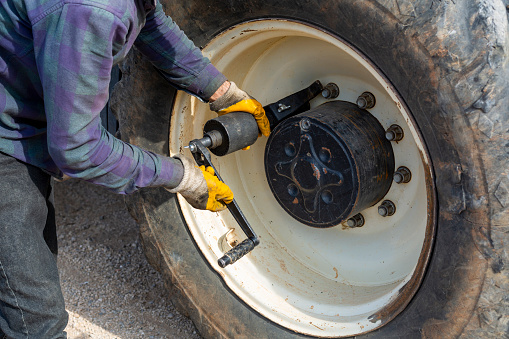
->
xmin=0 ymin=153 xmax=67 ymax=338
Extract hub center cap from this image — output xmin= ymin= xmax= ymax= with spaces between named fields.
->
xmin=265 ymin=101 xmax=395 ymax=227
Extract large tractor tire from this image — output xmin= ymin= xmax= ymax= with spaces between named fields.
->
xmin=110 ymin=1 xmax=509 ymax=338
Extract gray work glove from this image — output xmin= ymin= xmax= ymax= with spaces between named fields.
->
xmin=209 ymin=82 xmax=271 ymax=137
xmin=167 ymin=155 xmax=233 ymax=212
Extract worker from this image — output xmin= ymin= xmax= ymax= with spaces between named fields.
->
xmin=0 ymin=0 xmax=270 ymax=336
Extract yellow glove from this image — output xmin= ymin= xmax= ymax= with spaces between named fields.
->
xmin=209 ymin=82 xmax=271 ymax=137
xmin=166 ymin=156 xmax=233 ymax=212
xmin=200 ymin=166 xmax=234 ymax=211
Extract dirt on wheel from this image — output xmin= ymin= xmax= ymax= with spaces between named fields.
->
xmin=54 ymin=179 xmax=202 ymax=339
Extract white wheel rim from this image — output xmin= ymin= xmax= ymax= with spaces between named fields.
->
xmin=169 ymin=19 xmax=435 ymax=337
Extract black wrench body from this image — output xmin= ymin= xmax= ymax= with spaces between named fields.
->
xmin=189 ymin=139 xmax=260 ymax=268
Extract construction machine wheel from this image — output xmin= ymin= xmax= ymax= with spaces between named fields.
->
xmin=111 ymin=1 xmax=509 ymax=338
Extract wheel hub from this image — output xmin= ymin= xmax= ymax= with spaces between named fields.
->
xmin=265 ymin=101 xmax=395 ymax=227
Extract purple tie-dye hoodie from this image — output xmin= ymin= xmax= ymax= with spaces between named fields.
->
xmin=0 ymin=0 xmax=226 ymax=193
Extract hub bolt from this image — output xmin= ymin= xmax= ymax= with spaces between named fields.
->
xmin=300 ymin=118 xmax=311 ymax=132
xmin=356 ymin=91 xmax=376 ymax=109
xmin=346 ymin=213 xmax=365 ymax=228
xmin=321 ymin=83 xmax=340 ymax=99
xmin=378 ymin=200 xmax=396 ymax=217
xmin=394 ymin=166 xmax=412 ymax=184
xmin=385 ymin=124 xmax=404 ymax=141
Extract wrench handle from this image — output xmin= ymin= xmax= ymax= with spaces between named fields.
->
xmin=217 ymin=238 xmax=256 ymax=268
xmin=189 ymin=139 xmax=259 ymax=268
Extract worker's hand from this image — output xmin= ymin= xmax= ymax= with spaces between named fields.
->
xmin=166 ymin=156 xmax=233 ymax=212
xmin=209 ymin=82 xmax=271 ymax=137
xmin=199 ymin=165 xmax=234 ymax=211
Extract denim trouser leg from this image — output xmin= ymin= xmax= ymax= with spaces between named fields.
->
xmin=0 ymin=153 xmax=68 ymax=338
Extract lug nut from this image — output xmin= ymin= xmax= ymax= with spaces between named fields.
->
xmin=300 ymin=118 xmax=311 ymax=131
xmin=378 ymin=200 xmax=396 ymax=217
xmin=346 ymin=214 xmax=365 ymax=228
xmin=356 ymin=91 xmax=376 ymax=109
xmin=385 ymin=124 xmax=404 ymax=142
xmin=321 ymin=83 xmax=340 ymax=99
xmin=394 ymin=166 xmax=412 ymax=184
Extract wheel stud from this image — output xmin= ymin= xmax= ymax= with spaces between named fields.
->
xmin=346 ymin=213 xmax=365 ymax=228
xmin=378 ymin=200 xmax=396 ymax=217
xmin=321 ymin=83 xmax=340 ymax=99
xmin=394 ymin=166 xmax=412 ymax=184
xmin=385 ymin=124 xmax=404 ymax=141
xmin=356 ymin=91 xmax=376 ymax=109
xmin=299 ymin=118 xmax=311 ymax=131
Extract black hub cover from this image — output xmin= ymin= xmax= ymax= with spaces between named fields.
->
xmin=264 ymin=101 xmax=395 ymax=228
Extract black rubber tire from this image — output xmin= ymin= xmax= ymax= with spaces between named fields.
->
xmin=110 ymin=1 xmax=509 ymax=338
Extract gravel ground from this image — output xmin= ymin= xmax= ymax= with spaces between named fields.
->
xmin=54 ymin=179 xmax=202 ymax=339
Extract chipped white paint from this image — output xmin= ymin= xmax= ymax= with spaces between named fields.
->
xmin=170 ymin=20 xmax=433 ymax=337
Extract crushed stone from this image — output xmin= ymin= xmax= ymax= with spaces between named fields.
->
xmin=54 ymin=179 xmax=202 ymax=339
